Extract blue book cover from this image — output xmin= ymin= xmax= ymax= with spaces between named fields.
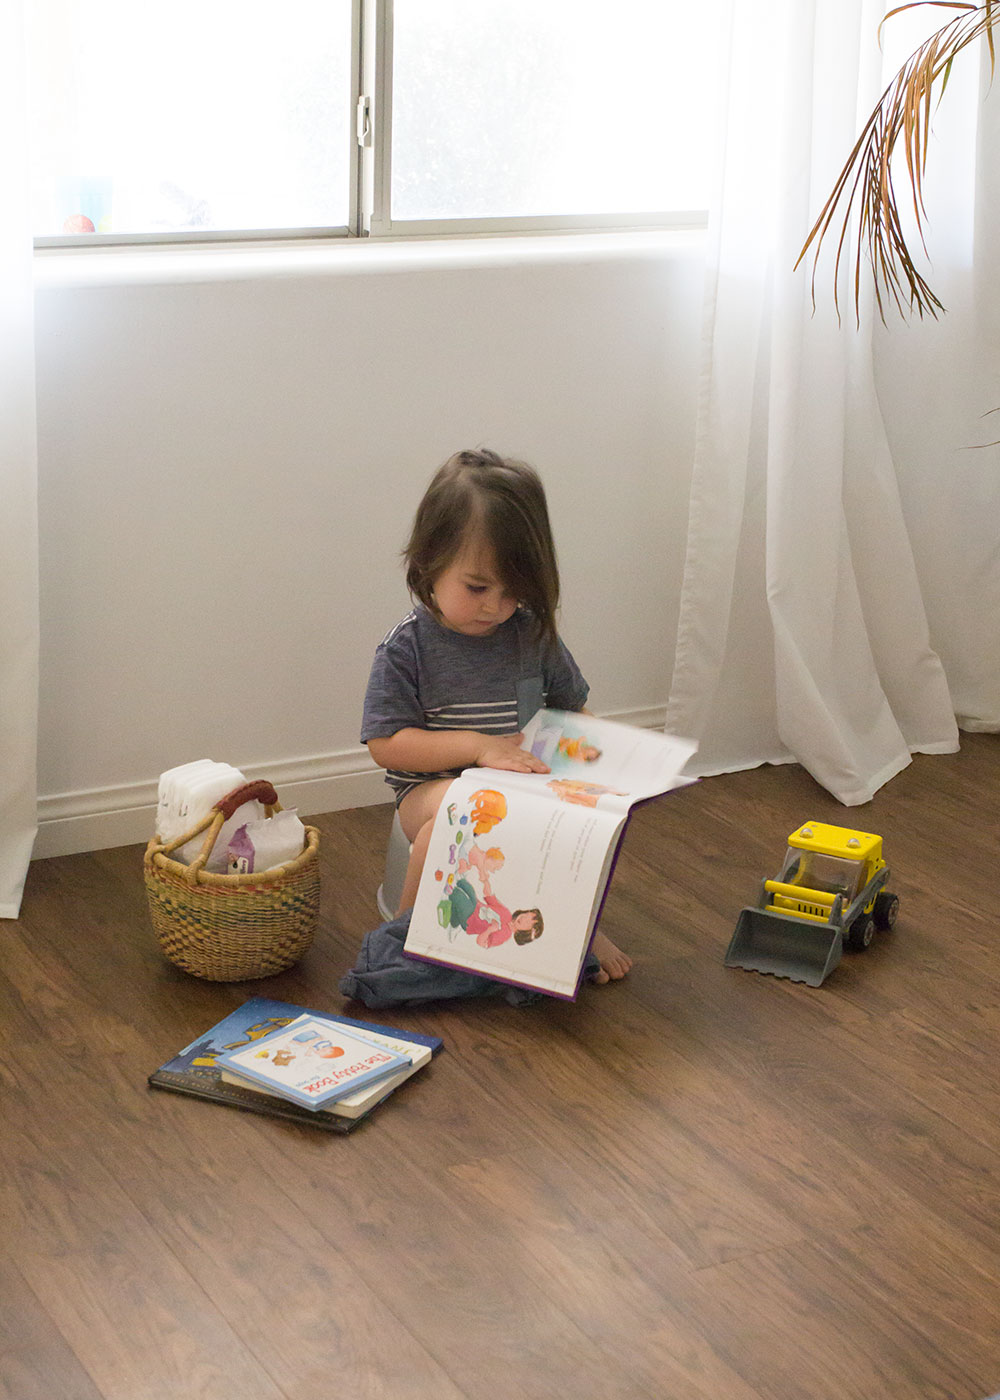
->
xmin=149 ymin=996 xmax=443 ymax=1131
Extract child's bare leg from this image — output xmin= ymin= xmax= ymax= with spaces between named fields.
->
xmin=395 ymin=779 xmax=453 ymax=915
xmin=590 ymin=931 xmax=632 ymax=984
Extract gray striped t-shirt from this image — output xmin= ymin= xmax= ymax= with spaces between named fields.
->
xmin=361 ymin=604 xmax=589 ymax=801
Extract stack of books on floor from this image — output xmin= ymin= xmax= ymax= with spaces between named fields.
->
xmin=148 ymin=996 xmax=442 ymax=1133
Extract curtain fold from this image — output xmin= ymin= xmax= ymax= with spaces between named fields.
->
xmin=1 ymin=0 xmax=40 ymax=917
xmin=667 ymin=0 xmax=961 ymax=805
xmin=871 ymin=28 xmax=1000 ymax=735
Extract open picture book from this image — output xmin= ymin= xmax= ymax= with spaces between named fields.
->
xmin=402 ymin=709 xmax=697 ymax=999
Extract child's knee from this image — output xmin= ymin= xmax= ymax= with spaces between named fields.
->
xmin=399 ymin=779 xmax=451 ymax=843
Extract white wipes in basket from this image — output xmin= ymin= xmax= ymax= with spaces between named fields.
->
xmin=226 ymin=810 xmax=306 ymax=875
xmin=157 ymin=759 xmax=245 ymax=845
xmin=157 ymin=760 xmax=227 ymax=843
xmin=157 ymin=759 xmax=211 ymax=836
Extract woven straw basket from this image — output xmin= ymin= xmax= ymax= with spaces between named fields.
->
xmin=144 ymin=780 xmax=320 ymax=981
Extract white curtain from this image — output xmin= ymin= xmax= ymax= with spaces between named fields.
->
xmin=667 ymin=0 xmax=965 ymax=804
xmin=870 ymin=17 xmax=1000 ymax=733
xmin=1 ymin=0 xmax=40 ymax=917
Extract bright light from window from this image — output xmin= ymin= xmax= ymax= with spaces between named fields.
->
xmin=391 ymin=0 xmax=716 ymax=221
xmin=27 ymin=0 xmax=353 ymax=237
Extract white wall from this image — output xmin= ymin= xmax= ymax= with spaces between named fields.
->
xmin=32 ymin=232 xmax=705 ymax=856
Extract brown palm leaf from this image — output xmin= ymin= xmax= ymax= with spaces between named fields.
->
xmin=796 ymin=1 xmax=997 ymax=323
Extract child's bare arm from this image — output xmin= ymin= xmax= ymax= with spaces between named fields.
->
xmin=367 ymin=728 xmax=549 ymax=775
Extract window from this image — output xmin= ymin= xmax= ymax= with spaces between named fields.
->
xmin=28 ymin=0 xmax=356 ymax=241
xmin=28 ymin=0 xmax=716 ymax=246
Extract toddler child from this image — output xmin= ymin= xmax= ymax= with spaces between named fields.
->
xmin=361 ymin=448 xmax=631 ymax=983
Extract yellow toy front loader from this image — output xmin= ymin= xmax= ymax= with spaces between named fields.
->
xmin=725 ymin=822 xmax=899 ymax=987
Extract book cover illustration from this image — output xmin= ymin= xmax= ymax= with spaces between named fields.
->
xmin=148 ymin=996 xmax=443 ymax=1131
xmin=215 ymin=1013 xmax=410 ymax=1110
xmin=220 ymin=1021 xmax=434 ymax=1120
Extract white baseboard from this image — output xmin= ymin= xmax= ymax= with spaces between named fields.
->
xmin=33 ymin=747 xmax=392 ymax=861
xmin=32 ymin=705 xmax=668 ymax=861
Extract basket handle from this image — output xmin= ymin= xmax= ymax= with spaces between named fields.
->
xmin=216 ymin=780 xmax=279 ymax=820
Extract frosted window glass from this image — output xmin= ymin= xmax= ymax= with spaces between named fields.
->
xmin=391 ymin=0 xmax=715 ymax=221
xmin=28 ymin=0 xmax=353 ymax=236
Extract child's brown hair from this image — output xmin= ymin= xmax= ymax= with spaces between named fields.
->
xmin=404 ymin=449 xmax=561 ymax=647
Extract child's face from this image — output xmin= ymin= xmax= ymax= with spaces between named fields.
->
xmin=432 ymin=534 xmax=518 ymax=637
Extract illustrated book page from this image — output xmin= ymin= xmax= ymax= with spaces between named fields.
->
xmin=401 ymin=712 xmax=696 ymax=999
xmin=402 ymin=771 xmax=631 ymax=999
xmin=517 ymin=708 xmax=696 ymax=810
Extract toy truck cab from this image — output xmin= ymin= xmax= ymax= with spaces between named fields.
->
xmin=725 ymin=821 xmax=900 ymax=985
xmin=768 ymin=823 xmax=895 ymax=948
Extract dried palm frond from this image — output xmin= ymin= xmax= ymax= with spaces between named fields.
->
xmin=796 ymin=1 xmax=998 ymax=323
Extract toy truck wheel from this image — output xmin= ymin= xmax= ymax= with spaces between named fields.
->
xmin=846 ymin=913 xmax=876 ymax=951
xmin=874 ymin=891 xmax=899 ymax=930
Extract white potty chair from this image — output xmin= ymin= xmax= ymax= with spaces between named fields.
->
xmin=376 ymin=809 xmax=411 ymax=920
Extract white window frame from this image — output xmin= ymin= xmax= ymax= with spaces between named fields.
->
xmin=34 ymin=0 xmax=708 ymax=249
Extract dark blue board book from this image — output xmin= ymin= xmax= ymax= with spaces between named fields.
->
xmin=148 ymin=996 xmax=443 ymax=1133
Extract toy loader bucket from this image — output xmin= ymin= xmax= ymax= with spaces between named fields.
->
xmin=725 ymin=908 xmax=843 ymax=987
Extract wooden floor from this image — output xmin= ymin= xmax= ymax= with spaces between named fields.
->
xmin=4 ymin=737 xmax=1000 ymax=1400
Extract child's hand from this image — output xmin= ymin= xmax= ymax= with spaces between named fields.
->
xmin=475 ymin=733 xmax=550 ymax=774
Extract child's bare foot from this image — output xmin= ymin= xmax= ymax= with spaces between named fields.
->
xmin=590 ymin=931 xmax=632 ymax=984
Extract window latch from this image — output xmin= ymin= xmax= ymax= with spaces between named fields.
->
xmin=356 ymin=95 xmax=372 ymax=148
